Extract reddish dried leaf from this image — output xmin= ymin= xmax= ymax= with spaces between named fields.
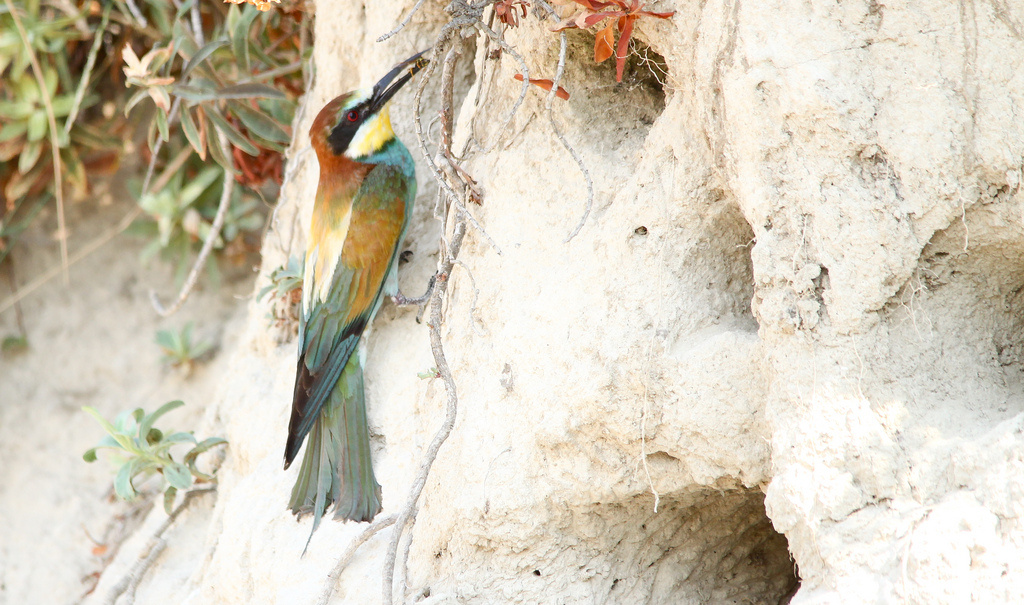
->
xmin=581 ymin=11 xmax=621 ymax=27
xmin=615 ymin=14 xmax=635 ymax=82
xmin=594 ymin=23 xmax=616 ymax=63
xmin=81 ymin=150 xmax=121 ymax=177
xmin=495 ymin=0 xmax=530 ymax=27
xmin=552 ymin=0 xmax=675 ymax=64
xmin=513 ymin=74 xmax=571 ymax=100
xmin=0 ymin=139 xmax=23 ymax=163
xmin=570 ymin=0 xmax=618 ymax=10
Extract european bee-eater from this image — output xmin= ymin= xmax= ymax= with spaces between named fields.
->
xmin=285 ymin=51 xmax=427 ymax=539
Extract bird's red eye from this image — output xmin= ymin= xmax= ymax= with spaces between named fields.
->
xmin=346 ymin=110 xmax=359 ymax=122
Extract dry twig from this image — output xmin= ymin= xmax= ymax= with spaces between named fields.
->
xmin=190 ymin=0 xmax=205 ymax=46
xmin=471 ymin=20 xmax=531 ymax=153
xmin=149 ymin=131 xmax=236 ymax=316
xmin=383 ymin=38 xmax=475 ymax=605
xmin=140 ymin=99 xmax=183 ymax=199
xmin=123 ymin=0 xmax=148 ymax=27
xmin=395 ymin=518 xmax=417 ymax=603
xmin=104 ymin=487 xmax=216 ymax=605
xmin=410 ymin=21 xmax=503 ymax=255
xmin=64 ymin=0 xmax=112 ymax=135
xmin=0 ymin=144 xmax=191 ymax=315
xmin=535 ymin=0 xmax=595 ymax=242
xmin=551 ymin=33 xmax=594 ymax=243
xmin=316 ymin=514 xmax=398 ymax=605
xmin=377 ymin=0 xmax=430 ymax=42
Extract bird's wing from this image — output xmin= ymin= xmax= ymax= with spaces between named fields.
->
xmin=285 ymin=163 xmax=411 ymax=465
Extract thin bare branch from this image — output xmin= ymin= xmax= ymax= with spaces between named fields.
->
xmin=4 ymin=0 xmax=69 ymax=285
xmin=377 ymin=0 xmax=429 ymax=42
xmin=382 ymin=223 xmax=465 ymax=605
xmin=149 ymin=131 xmax=236 ymax=316
xmin=140 ymin=99 xmax=183 ymax=197
xmin=123 ymin=0 xmax=148 ymax=27
xmin=410 ymin=26 xmax=469 ymax=199
xmin=471 ymin=20 xmax=530 ymax=152
xmin=190 ymin=0 xmax=205 ymax=47
xmin=384 ymin=39 xmax=473 ymax=605
xmin=411 ymin=29 xmax=503 ymax=255
xmin=104 ymin=487 xmax=216 ymax=605
xmin=396 ymin=518 xmax=416 ymax=603
xmin=120 ymin=540 xmax=166 ymax=605
xmin=150 ymin=145 xmax=195 ymax=195
xmin=0 ymin=143 xmax=189 ymax=314
xmin=53 ymin=0 xmax=89 ymax=33
xmin=465 ymin=6 xmax=496 ymax=149
xmin=531 ymin=0 xmax=594 ymax=242
xmin=549 ymin=32 xmax=593 ymax=242
xmin=316 ymin=514 xmax=398 ymax=605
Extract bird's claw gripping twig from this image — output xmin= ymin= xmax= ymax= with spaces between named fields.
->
xmin=392 ymin=274 xmax=437 ymax=323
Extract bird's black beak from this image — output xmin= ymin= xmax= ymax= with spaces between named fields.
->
xmin=369 ymin=50 xmax=429 ymax=115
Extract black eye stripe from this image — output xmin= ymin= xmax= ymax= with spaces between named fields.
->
xmin=327 ymin=122 xmax=357 ymax=155
xmin=327 ymin=100 xmax=373 ymax=155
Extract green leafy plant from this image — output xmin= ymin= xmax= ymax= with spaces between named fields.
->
xmin=0 ymin=0 xmax=122 ymax=266
xmin=1 ymin=334 xmax=27 ymax=353
xmin=130 ymin=162 xmax=262 ymax=281
xmin=82 ymin=401 xmax=227 ymax=513
xmin=119 ymin=1 xmax=307 ymax=280
xmin=257 ymin=255 xmax=303 ymax=303
xmin=156 ymin=321 xmax=214 ymax=370
xmin=1 ymin=0 xmax=309 ymax=289
xmin=257 ymin=255 xmax=303 ymax=329
xmin=137 ymin=166 xmax=221 ymax=274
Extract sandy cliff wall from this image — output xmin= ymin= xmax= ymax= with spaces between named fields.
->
xmin=85 ymin=0 xmax=1024 ymax=603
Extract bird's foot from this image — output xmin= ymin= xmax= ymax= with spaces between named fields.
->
xmin=392 ymin=274 xmax=437 ymax=324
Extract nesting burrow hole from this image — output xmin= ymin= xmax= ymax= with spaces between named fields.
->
xmin=579 ymin=489 xmax=799 ymax=604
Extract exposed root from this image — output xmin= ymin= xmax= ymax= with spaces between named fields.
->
xmin=412 ymin=28 xmax=503 ymax=256
xmin=535 ymin=0 xmax=594 ymax=242
xmin=316 ymin=514 xmax=398 ymax=605
xmin=471 ymin=19 xmax=531 ymax=152
xmin=384 ymin=34 xmax=476 ymax=605
xmin=103 ymin=487 xmax=216 ymax=605
xmin=321 ymin=2 xmax=598 ymax=601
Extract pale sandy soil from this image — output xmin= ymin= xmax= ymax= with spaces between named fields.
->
xmin=0 ymin=180 xmax=255 ymax=605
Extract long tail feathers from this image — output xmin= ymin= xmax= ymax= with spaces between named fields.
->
xmin=288 ymin=355 xmax=382 ymax=552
